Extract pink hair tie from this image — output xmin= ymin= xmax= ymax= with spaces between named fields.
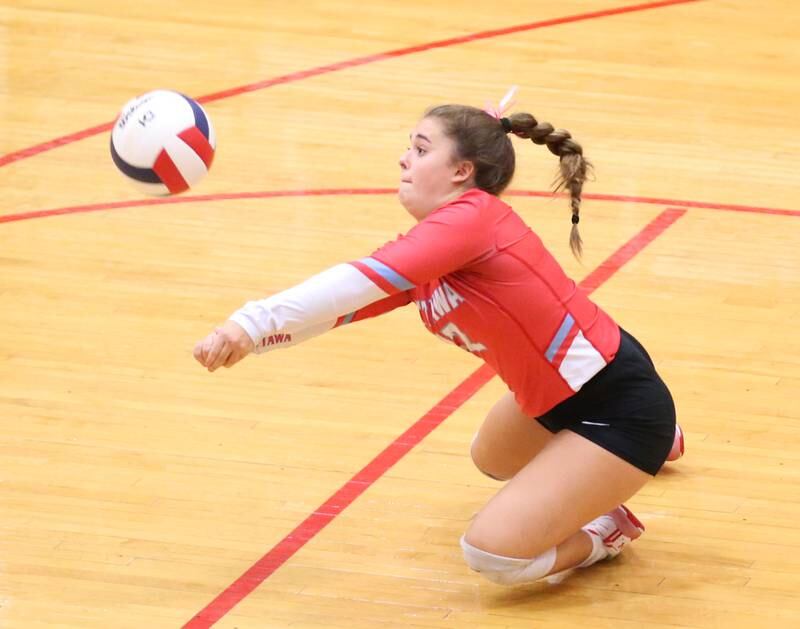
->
xmin=483 ymin=85 xmax=518 ymax=120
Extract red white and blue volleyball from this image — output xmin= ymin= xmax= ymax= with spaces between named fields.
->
xmin=110 ymin=90 xmax=216 ymax=195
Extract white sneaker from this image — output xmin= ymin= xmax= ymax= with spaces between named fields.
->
xmin=583 ymin=504 xmax=645 ymax=559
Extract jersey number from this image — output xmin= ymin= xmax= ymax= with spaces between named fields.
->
xmin=438 ymin=323 xmax=487 ymax=354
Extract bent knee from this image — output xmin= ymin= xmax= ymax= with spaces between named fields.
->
xmin=460 ymin=535 xmax=556 ymax=585
xmin=470 ymin=433 xmax=514 ymax=481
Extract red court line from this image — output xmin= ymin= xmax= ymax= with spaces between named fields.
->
xmin=506 ymin=190 xmax=800 ymax=217
xmin=184 ymin=364 xmax=495 ymax=629
xmin=0 ymin=0 xmax=702 ymax=169
xmin=182 ymin=207 xmax=686 ymax=628
xmin=2 ymin=188 xmax=797 ymax=225
xmin=0 ymin=189 xmax=393 ymax=224
xmin=580 ymin=208 xmax=685 ymax=292
xmin=0 ymin=122 xmax=114 ymax=168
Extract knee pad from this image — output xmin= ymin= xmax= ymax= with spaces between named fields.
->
xmin=460 ymin=536 xmax=556 ymax=585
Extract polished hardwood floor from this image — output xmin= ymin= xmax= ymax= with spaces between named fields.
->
xmin=1 ymin=1 xmax=799 ymax=627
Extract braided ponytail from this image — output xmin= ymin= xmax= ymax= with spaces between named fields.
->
xmin=425 ymin=104 xmax=592 ymax=258
xmin=503 ymin=113 xmax=592 ymax=258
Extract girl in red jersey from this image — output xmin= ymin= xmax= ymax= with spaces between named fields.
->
xmin=194 ymin=89 xmax=684 ymax=585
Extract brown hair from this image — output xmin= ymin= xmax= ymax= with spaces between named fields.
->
xmin=425 ymin=105 xmax=592 ymax=258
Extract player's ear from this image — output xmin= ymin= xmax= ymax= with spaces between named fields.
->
xmin=452 ymin=160 xmax=474 ymax=184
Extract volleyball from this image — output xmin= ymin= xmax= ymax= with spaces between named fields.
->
xmin=110 ymin=90 xmax=216 ymax=195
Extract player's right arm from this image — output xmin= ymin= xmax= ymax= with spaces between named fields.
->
xmin=242 ymin=289 xmax=413 ymax=355
xmin=193 ymin=265 xmax=412 ymax=371
xmin=194 ymin=190 xmax=493 ymax=372
xmin=227 ymin=263 xmax=412 ymax=349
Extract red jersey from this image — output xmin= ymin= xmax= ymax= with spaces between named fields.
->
xmin=348 ymin=188 xmax=620 ymax=416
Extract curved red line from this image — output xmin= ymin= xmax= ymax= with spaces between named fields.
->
xmin=505 ymin=191 xmax=800 ymax=217
xmin=0 ymin=122 xmax=115 ymax=168
xmin=0 ymin=0 xmax=701 ymax=169
xmin=1 ymin=188 xmax=797 ymax=225
xmin=0 ymin=188 xmax=392 ymax=224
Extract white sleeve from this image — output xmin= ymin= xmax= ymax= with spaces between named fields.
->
xmin=247 ymin=318 xmax=337 ymax=354
xmin=228 ymin=263 xmax=389 ymax=349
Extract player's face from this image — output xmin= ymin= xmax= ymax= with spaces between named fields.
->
xmin=398 ymin=117 xmax=473 ymax=220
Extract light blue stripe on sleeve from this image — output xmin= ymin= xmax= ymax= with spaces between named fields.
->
xmin=359 ymin=257 xmax=415 ymax=291
xmin=545 ymin=314 xmax=575 ymax=362
xmin=342 ymin=311 xmax=356 ymax=325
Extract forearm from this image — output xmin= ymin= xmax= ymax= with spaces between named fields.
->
xmin=229 ymin=263 xmax=390 ymax=348
xmin=248 ymin=318 xmax=336 ymax=354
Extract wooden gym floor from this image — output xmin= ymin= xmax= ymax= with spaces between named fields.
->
xmin=1 ymin=1 xmax=799 ymax=627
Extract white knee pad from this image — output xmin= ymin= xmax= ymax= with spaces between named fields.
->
xmin=460 ymin=536 xmax=557 ymax=585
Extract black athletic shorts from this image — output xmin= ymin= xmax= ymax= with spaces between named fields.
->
xmin=536 ymin=328 xmax=676 ymax=475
